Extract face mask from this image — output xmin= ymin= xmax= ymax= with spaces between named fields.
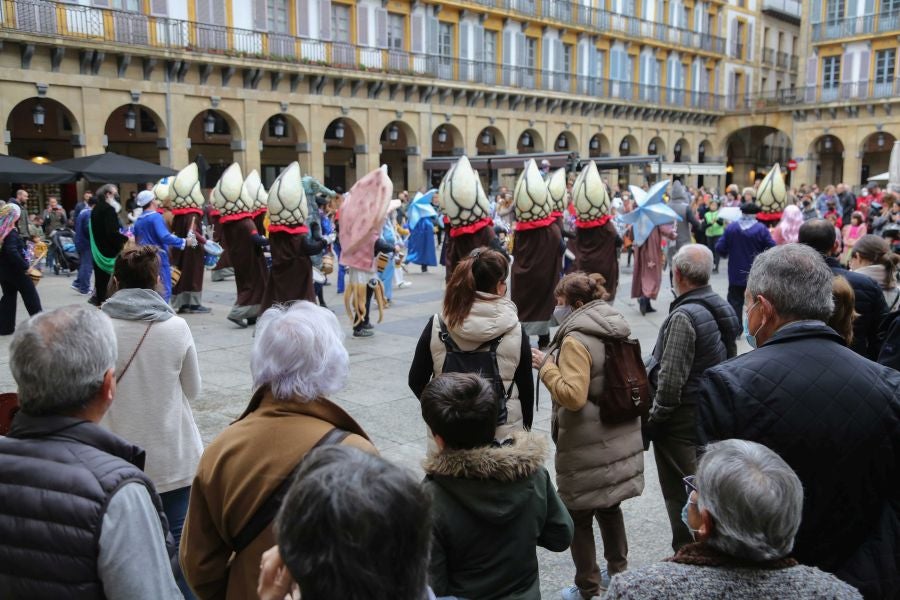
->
xmin=681 ymin=498 xmax=699 ymax=541
xmin=743 ymin=301 xmax=762 ymax=349
xmin=552 ymin=305 xmax=573 ymax=325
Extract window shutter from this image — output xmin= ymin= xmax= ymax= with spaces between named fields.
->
xmin=729 ymin=19 xmax=737 ymax=55
xmin=150 ymin=0 xmax=167 ymax=16
xmin=556 ymin=39 xmax=564 ymax=73
xmin=412 ymin=11 xmax=425 ymax=53
xmin=459 ymin=21 xmax=470 ymax=60
xmin=516 ymin=31 xmax=526 ymax=67
xmin=212 ymin=1 xmax=225 ymax=25
xmin=610 ymin=49 xmax=619 ymax=80
xmin=811 ymin=0 xmax=821 ymax=21
xmin=254 ymin=0 xmax=267 ymax=31
xmin=357 ymin=4 xmax=370 ymax=46
xmin=858 ymin=49 xmax=870 ymax=84
xmin=746 ymin=22 xmax=753 ymax=60
xmin=840 ymin=50 xmax=852 ymax=84
xmin=542 ymin=36 xmax=550 ymax=74
xmin=297 ymin=0 xmax=310 ymax=36
xmin=319 ymin=0 xmax=331 ymax=40
xmin=93 ymin=0 xmax=110 ymax=7
xmin=427 ymin=15 xmax=439 ymax=55
xmin=194 ymin=0 xmax=210 ymax=23
xmin=375 ymin=7 xmax=388 ymax=49
xmin=474 ymin=24 xmax=484 ymax=62
xmin=502 ymin=29 xmax=512 ymax=64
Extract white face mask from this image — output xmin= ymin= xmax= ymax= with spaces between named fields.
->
xmin=552 ymin=305 xmax=573 ymax=325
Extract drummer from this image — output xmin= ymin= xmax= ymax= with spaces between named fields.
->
xmin=132 ymin=190 xmax=204 ymax=302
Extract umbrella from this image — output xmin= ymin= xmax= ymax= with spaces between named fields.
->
xmin=868 ymin=171 xmax=889 ymax=183
xmin=619 ymin=180 xmax=681 ymax=246
xmin=407 ymin=189 xmax=437 ymax=230
xmin=52 ymin=152 xmax=176 ymax=183
xmin=0 ymin=154 xmax=74 ymax=184
xmin=889 ymin=141 xmax=900 ymax=194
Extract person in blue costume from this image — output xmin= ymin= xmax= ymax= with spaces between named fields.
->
xmin=132 ymin=190 xmax=199 ymax=302
xmin=405 ymin=189 xmax=438 ymax=272
xmin=378 ymin=201 xmax=400 ymax=303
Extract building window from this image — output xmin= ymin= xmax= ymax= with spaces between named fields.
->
xmin=112 ymin=0 xmax=141 ymax=11
xmin=484 ymin=29 xmax=497 ymax=61
xmin=563 ymin=43 xmax=573 ymax=74
xmin=332 ymin=4 xmax=350 ymax=43
xmin=822 ymin=55 xmax=840 ymax=87
xmin=438 ymin=22 xmax=452 ymax=59
xmin=825 ymin=0 xmax=844 ymax=22
xmin=266 ymin=0 xmax=289 ymax=34
xmin=876 ymin=48 xmax=896 ymax=82
xmin=387 ymin=13 xmax=404 ymax=50
xmin=526 ymin=36 xmax=537 ymax=69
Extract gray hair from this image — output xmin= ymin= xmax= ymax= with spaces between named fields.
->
xmin=746 ymin=244 xmax=834 ymax=321
xmin=697 ymin=439 xmax=803 ymax=561
xmin=251 ymin=301 xmax=349 ymax=401
xmin=673 ymin=244 xmax=714 ymax=285
xmin=10 ymin=306 xmax=117 ymax=416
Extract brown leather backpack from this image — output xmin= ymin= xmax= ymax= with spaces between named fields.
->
xmin=599 ymin=338 xmax=650 ymax=424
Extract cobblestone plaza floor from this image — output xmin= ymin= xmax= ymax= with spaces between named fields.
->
xmin=0 ymin=254 xmax=744 ymax=597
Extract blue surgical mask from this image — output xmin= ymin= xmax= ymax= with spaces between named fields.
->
xmin=681 ymin=498 xmax=699 ymax=541
xmin=553 ymin=305 xmax=573 ymax=325
xmin=743 ymin=301 xmax=762 ymax=349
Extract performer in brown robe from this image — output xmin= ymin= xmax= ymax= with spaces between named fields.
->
xmin=445 ymin=223 xmax=497 ymax=280
xmin=170 ymin=208 xmax=209 ymax=313
xmin=222 ymin=213 xmax=268 ymax=327
xmin=511 ymin=222 xmax=562 ymax=346
xmin=575 ymin=218 xmax=620 ymax=300
xmin=259 ymin=228 xmax=327 ymax=311
xmin=630 ymin=225 xmax=665 ymax=315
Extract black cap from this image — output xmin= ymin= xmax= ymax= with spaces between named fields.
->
xmin=740 ymin=202 xmax=761 ymax=214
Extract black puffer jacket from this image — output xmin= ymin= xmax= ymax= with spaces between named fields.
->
xmin=826 ymin=257 xmax=888 ymax=359
xmin=697 ymin=321 xmax=900 ymax=600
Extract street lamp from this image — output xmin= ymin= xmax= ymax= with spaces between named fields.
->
xmin=124 ymin=106 xmax=137 ymax=133
xmin=32 ymin=102 xmax=46 ymax=130
xmin=334 ymin=120 xmax=345 ymax=141
xmin=877 ymin=132 xmax=885 ymax=148
xmin=620 ymin=138 xmax=629 ymax=153
xmin=204 ymin=111 xmax=216 ymax=135
xmin=648 ymin=141 xmax=657 ymax=154
xmin=481 ymin=130 xmax=492 ymax=145
xmin=557 ymin=134 xmax=567 ymax=149
xmin=273 ymin=116 xmax=286 ymax=138
xmin=521 ymin=131 xmax=531 ymax=147
xmin=388 ymin=124 xmax=399 ymax=142
xmin=674 ymin=142 xmax=682 ymax=154
xmin=437 ymin=127 xmax=448 ymax=144
xmin=824 ymin=136 xmax=833 ymax=151
xmin=590 ymin=136 xmax=599 ymax=150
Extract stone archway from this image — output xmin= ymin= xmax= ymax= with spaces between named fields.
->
xmin=188 ymin=108 xmax=241 ymax=188
xmin=589 ymin=133 xmax=611 ymax=158
xmin=724 ymin=126 xmax=792 ymax=187
xmin=859 ymin=131 xmax=896 ymax=186
xmin=553 ymin=131 xmax=577 ymax=153
xmin=104 ymin=104 xmax=166 ymax=164
xmin=476 ymin=126 xmax=506 ymax=155
xmin=259 ymin=113 xmax=306 ymax=187
xmin=516 ymin=128 xmax=544 ymax=154
xmin=808 ymin=134 xmax=844 ymax=188
xmin=323 ymin=117 xmax=364 ymax=193
xmin=379 ymin=120 xmax=417 ymax=192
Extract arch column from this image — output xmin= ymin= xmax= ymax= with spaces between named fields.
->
xmin=242 ymin=98 xmax=261 ymax=175
xmin=79 ymin=86 xmax=105 ymax=157
xmin=168 ymin=93 xmax=190 ymax=168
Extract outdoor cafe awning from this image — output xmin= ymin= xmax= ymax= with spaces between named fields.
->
xmin=52 ymin=152 xmax=176 ymax=183
xmin=423 ymin=152 xmax=575 ymax=172
xmin=655 ymin=162 xmax=728 ymax=176
xmin=0 ymin=154 xmax=74 ymax=184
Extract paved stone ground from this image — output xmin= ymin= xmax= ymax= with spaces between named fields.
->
xmin=0 ymin=251 xmax=746 ymax=599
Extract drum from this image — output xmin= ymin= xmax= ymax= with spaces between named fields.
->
xmin=203 ymin=240 xmax=224 ymax=270
xmin=321 ymin=254 xmax=334 ymax=275
xmin=171 ymin=267 xmax=182 ymax=286
xmin=394 ymin=251 xmax=405 ymax=266
xmin=27 ymin=268 xmax=42 ymax=286
xmin=312 ymin=267 xmax=326 ymax=284
xmin=375 ymin=252 xmax=390 ymax=273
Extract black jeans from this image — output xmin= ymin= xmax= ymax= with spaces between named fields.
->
xmin=0 ymin=274 xmax=42 ymax=334
xmin=727 ymin=285 xmax=746 ymax=320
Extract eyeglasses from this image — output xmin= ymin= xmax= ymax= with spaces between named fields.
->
xmin=683 ymin=475 xmax=697 ymax=498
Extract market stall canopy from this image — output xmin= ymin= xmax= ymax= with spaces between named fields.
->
xmin=0 ymin=154 xmax=74 ymax=184
xmin=869 ymin=171 xmax=889 ymax=183
xmin=52 ymin=152 xmax=176 ymax=183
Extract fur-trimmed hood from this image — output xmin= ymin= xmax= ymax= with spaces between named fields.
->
xmin=423 ymin=432 xmax=549 ymax=525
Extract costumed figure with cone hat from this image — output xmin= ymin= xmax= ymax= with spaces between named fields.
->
xmin=259 ymin=162 xmax=330 ymax=312
xmin=755 ymin=163 xmax=788 ymax=226
xmin=246 ymin=170 xmax=269 ymax=236
xmin=621 ymin=180 xmax=680 ymax=315
xmin=208 ymin=191 xmax=234 ymax=282
xmin=212 ymin=163 xmax=270 ymax=328
xmin=337 ymin=166 xmax=394 ymax=338
xmin=132 ymin=182 xmax=201 ymax=303
xmin=165 ymin=164 xmax=211 ymax=313
xmin=439 ymin=156 xmax=505 ymax=281
xmin=571 ymin=161 xmax=621 ymax=299
xmin=510 ymin=159 xmax=563 ymax=348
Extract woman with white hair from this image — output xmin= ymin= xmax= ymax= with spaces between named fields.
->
xmin=0 ymin=202 xmax=41 ymax=334
xmin=605 ymin=439 xmax=862 ymax=599
xmin=180 ymin=301 xmax=376 ymax=600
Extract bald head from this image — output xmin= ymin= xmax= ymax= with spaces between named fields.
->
xmin=673 ymin=244 xmax=714 ymax=286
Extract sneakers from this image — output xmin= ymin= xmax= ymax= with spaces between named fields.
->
xmin=227 ymin=316 xmax=247 ymax=328
xmin=558 ymin=569 xmax=611 ymax=600
xmin=188 ymin=305 xmax=212 ymax=314
xmin=352 ymin=328 xmax=374 ymax=337
xmin=398 ymin=281 xmax=412 ymax=289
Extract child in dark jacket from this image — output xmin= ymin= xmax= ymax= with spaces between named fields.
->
xmin=421 ymin=373 xmax=574 ymax=600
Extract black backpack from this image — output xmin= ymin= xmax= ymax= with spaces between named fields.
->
xmin=438 ymin=318 xmax=514 ymax=425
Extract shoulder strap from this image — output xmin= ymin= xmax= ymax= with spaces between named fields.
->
xmin=231 ymin=427 xmax=350 ymax=554
xmin=116 ymin=322 xmax=153 ymax=384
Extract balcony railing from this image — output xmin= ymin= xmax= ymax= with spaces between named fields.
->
xmin=776 ymin=51 xmax=789 ymax=69
xmin=811 ymin=10 xmax=900 ymax=41
xmin=763 ymin=48 xmax=774 ymax=65
xmin=761 ymin=0 xmax=801 ymax=19
xmin=748 ymin=78 xmax=900 ymax=107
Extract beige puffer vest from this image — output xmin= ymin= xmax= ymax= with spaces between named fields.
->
xmin=550 ymin=300 xmax=644 ymax=511
xmin=429 ymin=294 xmax=524 ymax=439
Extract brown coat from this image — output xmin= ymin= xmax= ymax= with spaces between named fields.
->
xmin=539 ymin=300 xmax=644 ymax=511
xmin=180 ymin=389 xmax=375 ymax=600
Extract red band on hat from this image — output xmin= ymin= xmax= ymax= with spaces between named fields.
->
xmin=268 ymin=224 xmax=310 ymax=235
xmin=550 ymin=211 xmax=563 ymax=219
xmin=449 ymin=217 xmax=492 ymax=238
xmin=515 ymin=215 xmax=557 ymax=231
xmin=219 ymin=212 xmax=252 ymax=223
xmin=757 ymin=212 xmax=782 ymax=223
xmin=252 ymin=208 xmax=268 ymax=217
xmin=575 ymin=215 xmax=612 ymax=229
xmin=172 ymin=207 xmax=203 ymax=216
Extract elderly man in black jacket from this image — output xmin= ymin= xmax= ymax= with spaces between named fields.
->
xmin=798 ymin=219 xmax=888 ymax=359
xmin=698 ymin=243 xmax=900 ymax=600
xmin=645 ymin=243 xmax=739 ymax=552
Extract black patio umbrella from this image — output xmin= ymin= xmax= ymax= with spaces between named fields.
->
xmin=0 ymin=154 xmax=74 ymax=184
xmin=51 ymin=152 xmax=176 ymax=183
